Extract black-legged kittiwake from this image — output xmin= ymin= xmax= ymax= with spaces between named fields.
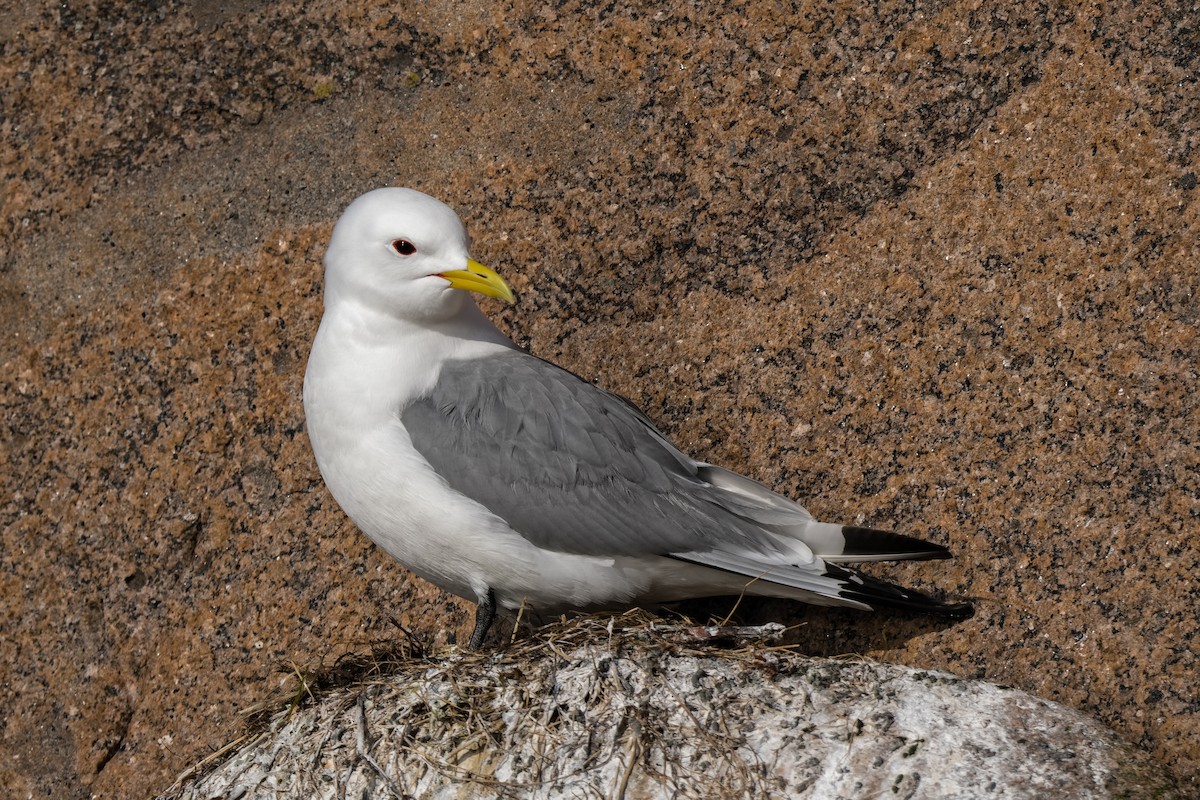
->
xmin=303 ymin=188 xmax=972 ymax=649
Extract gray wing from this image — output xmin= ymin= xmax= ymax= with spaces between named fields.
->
xmin=400 ymin=349 xmax=786 ymax=558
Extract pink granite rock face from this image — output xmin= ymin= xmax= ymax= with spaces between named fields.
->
xmin=1 ymin=1 xmax=1196 ymax=797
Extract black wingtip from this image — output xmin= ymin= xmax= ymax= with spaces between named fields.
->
xmin=839 ymin=526 xmax=954 ymax=561
xmin=827 ymin=562 xmax=974 ymax=619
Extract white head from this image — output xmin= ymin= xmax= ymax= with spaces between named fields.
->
xmin=323 ymin=188 xmax=514 ymax=323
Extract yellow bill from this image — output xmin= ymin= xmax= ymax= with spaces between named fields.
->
xmin=438 ymin=259 xmax=515 ymax=304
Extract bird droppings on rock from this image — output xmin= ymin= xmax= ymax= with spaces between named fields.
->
xmin=159 ymin=613 xmax=1181 ymax=800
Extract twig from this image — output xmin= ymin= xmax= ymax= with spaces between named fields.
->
xmin=354 ymin=693 xmax=407 ymax=799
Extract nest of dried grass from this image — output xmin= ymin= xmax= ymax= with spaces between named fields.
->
xmin=158 ymin=610 xmax=1178 ymax=800
xmin=161 ymin=610 xmax=796 ymax=799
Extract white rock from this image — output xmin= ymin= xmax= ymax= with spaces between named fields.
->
xmin=159 ymin=622 xmax=1178 ymax=800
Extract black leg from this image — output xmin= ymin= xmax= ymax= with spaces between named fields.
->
xmin=468 ymin=588 xmax=496 ymax=650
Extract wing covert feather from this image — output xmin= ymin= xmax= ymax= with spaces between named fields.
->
xmin=400 ymin=350 xmax=779 ymax=557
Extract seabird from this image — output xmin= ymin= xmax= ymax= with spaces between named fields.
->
xmin=303 ymin=188 xmax=972 ymax=649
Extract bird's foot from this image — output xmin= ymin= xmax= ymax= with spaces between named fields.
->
xmin=468 ymin=588 xmax=496 ymax=650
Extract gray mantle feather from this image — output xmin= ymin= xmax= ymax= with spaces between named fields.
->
xmin=401 ymin=349 xmax=794 ymax=559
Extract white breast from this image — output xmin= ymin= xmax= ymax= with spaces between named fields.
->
xmin=304 ymin=302 xmax=507 ymax=588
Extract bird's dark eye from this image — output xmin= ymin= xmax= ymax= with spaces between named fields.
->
xmin=391 ymin=239 xmax=417 ymax=256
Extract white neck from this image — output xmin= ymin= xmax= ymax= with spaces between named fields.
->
xmin=304 ymin=296 xmax=516 ymax=424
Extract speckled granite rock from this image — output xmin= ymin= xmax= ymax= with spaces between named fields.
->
xmin=1 ymin=1 xmax=1195 ymax=798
